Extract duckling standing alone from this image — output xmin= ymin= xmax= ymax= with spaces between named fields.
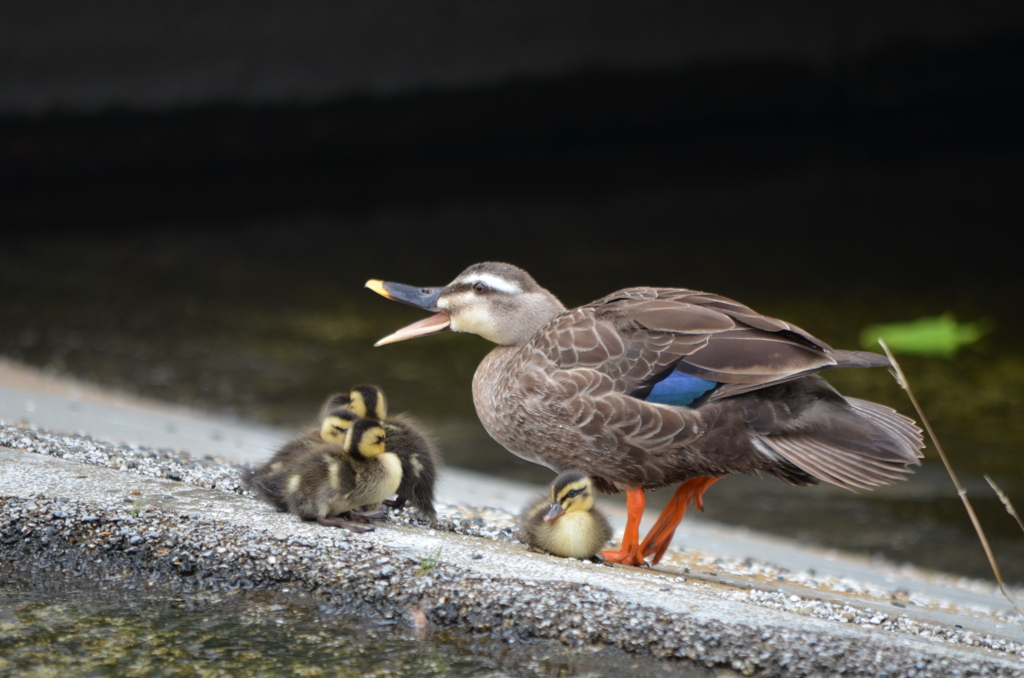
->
xmin=283 ymin=418 xmax=403 ymax=530
xmin=346 ymin=385 xmax=440 ymax=522
xmin=518 ymin=472 xmax=612 ymax=559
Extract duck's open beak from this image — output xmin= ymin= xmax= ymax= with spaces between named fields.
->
xmin=365 ymin=279 xmax=451 ymax=346
xmin=543 ymin=502 xmax=565 ymax=522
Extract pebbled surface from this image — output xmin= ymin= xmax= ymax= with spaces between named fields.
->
xmin=2 ymin=435 xmax=1023 ymax=676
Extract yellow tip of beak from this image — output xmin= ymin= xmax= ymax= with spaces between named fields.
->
xmin=365 ymin=279 xmax=389 ymax=298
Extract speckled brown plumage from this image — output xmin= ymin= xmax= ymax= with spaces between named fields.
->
xmin=368 ymin=262 xmax=924 ymax=565
xmin=471 ymin=284 xmax=921 ymax=495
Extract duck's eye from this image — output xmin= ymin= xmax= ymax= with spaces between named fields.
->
xmin=473 ymin=282 xmax=486 ymax=293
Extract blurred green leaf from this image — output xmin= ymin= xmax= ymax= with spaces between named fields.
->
xmin=859 ymin=313 xmax=991 ymax=358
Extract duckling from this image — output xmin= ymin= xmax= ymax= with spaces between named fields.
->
xmin=244 ymin=405 xmax=361 ymax=512
xmin=283 ymin=417 xmax=403 ymax=530
xmin=317 ymin=385 xmax=387 ymax=422
xmin=318 ymin=405 xmax=362 ymax=445
xmin=346 ymin=384 xmax=389 ymax=421
xmin=378 ymin=412 xmax=440 ymax=521
xmin=344 ymin=384 xmax=440 ymax=522
xmin=518 ymin=471 xmax=612 ymax=560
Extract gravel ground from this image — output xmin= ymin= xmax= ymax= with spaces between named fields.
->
xmin=3 ymin=421 xmax=1024 ymax=676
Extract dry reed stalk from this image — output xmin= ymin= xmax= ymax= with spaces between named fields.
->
xmin=878 ymin=339 xmax=1023 ymax=624
xmin=985 ymin=475 xmax=1024 ymax=535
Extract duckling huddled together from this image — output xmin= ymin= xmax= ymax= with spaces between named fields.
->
xmin=244 ymin=385 xmax=439 ymax=530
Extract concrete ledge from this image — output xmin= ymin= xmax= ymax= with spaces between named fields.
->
xmin=3 ymin=440 xmax=1023 ymax=676
xmin=2 ymin=357 xmax=1024 ymax=674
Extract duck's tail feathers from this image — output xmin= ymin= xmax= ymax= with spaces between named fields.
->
xmin=752 ymin=397 xmax=924 ymax=491
xmin=831 ymin=349 xmax=892 ymax=369
xmin=846 ymin=397 xmax=926 ymax=458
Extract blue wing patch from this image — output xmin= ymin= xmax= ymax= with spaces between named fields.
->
xmin=644 ymin=371 xmax=718 ymax=407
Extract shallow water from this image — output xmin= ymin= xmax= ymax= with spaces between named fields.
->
xmin=1 ymin=149 xmax=1022 ymax=584
xmin=0 ymin=583 xmax=494 ymax=677
xmin=0 ymin=579 xmax=714 ymax=677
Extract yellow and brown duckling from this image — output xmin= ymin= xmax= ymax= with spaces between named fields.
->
xmin=339 ymin=385 xmax=440 ymax=522
xmin=378 ymin=412 xmax=440 ymax=522
xmin=244 ymin=403 xmax=362 ymax=512
xmin=282 ymin=417 xmax=403 ymax=531
xmin=317 ymin=385 xmax=387 ymax=423
xmin=517 ymin=472 xmax=612 ymax=560
xmin=245 ymin=385 xmax=438 ymax=523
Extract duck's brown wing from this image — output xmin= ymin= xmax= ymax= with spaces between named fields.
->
xmin=550 ymin=287 xmax=881 ymax=398
xmin=517 ymin=287 xmax=919 ymax=489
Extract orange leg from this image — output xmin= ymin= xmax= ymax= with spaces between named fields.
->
xmin=639 ymin=477 xmax=719 ymax=565
xmin=599 ymin=488 xmax=648 ymax=566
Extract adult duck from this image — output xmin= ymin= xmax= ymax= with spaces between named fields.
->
xmin=365 ymin=262 xmax=923 ymax=566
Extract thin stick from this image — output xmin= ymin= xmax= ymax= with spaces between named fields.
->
xmin=985 ymin=475 xmax=1024 ymax=535
xmin=879 ymin=339 xmax=1024 ymax=623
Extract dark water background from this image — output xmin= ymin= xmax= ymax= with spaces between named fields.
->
xmin=2 ymin=141 xmax=1022 ymax=584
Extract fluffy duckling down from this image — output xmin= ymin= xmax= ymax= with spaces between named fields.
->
xmin=245 ymin=385 xmax=438 ymax=524
xmin=517 ymin=471 xmax=612 ymax=559
xmin=244 ymin=403 xmax=361 ymax=512
xmin=282 ymin=417 xmax=403 ymax=531
xmin=338 ymin=385 xmax=441 ymax=522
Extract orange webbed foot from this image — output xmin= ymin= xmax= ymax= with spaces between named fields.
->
xmin=599 ymin=545 xmax=649 ymax=567
xmin=600 ymin=488 xmax=649 ymax=567
xmin=639 ymin=477 xmax=719 ymax=565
